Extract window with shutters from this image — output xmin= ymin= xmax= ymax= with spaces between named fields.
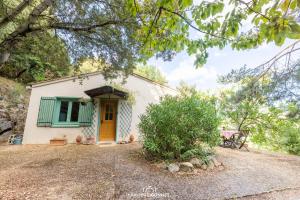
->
xmin=52 ymin=99 xmax=81 ymax=127
xmin=37 ymin=97 xmax=94 ymax=128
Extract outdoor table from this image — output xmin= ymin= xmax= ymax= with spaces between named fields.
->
xmin=221 ymin=130 xmax=249 ymax=151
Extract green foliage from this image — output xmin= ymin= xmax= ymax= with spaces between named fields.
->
xmin=219 ymin=57 xmax=300 ymax=106
xmin=0 ymin=0 xmax=141 ymax=79
xmin=1 ymin=0 xmax=300 ymax=77
xmin=219 ymin=44 xmax=300 ymax=155
xmin=139 ymin=94 xmax=220 ymax=160
xmin=177 ymin=81 xmax=217 ymax=103
xmin=251 ymin=116 xmax=300 ymax=155
xmin=132 ymin=0 xmax=300 ymax=67
xmin=218 ymin=83 xmax=265 ymax=131
xmin=180 ymin=143 xmax=215 ymax=163
xmin=219 ymin=80 xmax=300 ymax=155
xmin=134 ymin=65 xmax=167 ymax=84
xmin=75 ymin=58 xmax=105 ymax=74
xmin=9 ymin=83 xmax=26 ymax=106
xmin=286 ymin=102 xmax=300 ymax=119
xmin=0 ymin=32 xmax=70 ymax=83
xmin=279 ymin=125 xmax=300 ymax=155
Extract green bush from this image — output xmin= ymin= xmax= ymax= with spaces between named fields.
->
xmin=138 ymin=95 xmax=220 ymax=160
xmin=180 ymin=143 xmax=215 ymax=163
xmin=279 ymin=125 xmax=300 ymax=155
xmin=251 ymin=120 xmax=300 ymax=155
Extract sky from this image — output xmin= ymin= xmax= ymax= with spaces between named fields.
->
xmin=146 ymin=0 xmax=296 ymax=92
xmin=147 ymin=39 xmax=295 ymax=92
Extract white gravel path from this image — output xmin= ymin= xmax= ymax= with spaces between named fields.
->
xmin=0 ymin=144 xmax=300 ymax=200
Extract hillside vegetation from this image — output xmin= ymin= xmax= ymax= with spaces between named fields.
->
xmin=0 ymin=77 xmax=29 ymax=143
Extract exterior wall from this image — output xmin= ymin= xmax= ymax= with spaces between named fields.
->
xmin=23 ymin=73 xmax=177 ymax=144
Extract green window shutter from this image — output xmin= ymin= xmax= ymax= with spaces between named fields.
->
xmin=79 ymin=101 xmax=94 ymax=126
xmin=37 ymin=97 xmax=56 ymax=127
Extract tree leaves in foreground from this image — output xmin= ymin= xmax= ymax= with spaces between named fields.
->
xmin=1 ymin=0 xmax=300 ymax=77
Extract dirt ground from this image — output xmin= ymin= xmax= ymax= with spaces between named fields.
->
xmin=0 ymin=143 xmax=300 ymax=200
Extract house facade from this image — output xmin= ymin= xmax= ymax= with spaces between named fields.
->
xmin=23 ymin=72 xmax=177 ymax=144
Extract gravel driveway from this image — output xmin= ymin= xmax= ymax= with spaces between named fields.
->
xmin=0 ymin=143 xmax=300 ymax=200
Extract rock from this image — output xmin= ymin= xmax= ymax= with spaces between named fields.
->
xmin=156 ymin=162 xmax=168 ymax=170
xmin=211 ymin=157 xmax=221 ymax=167
xmin=179 ymin=162 xmax=194 ymax=172
xmin=17 ymin=104 xmax=25 ymax=109
xmin=189 ymin=158 xmax=203 ymax=168
xmin=207 ymin=161 xmax=215 ymax=170
xmin=0 ymin=130 xmax=12 ymax=143
xmin=218 ymin=165 xmax=225 ymax=171
xmin=201 ymin=164 xmax=207 ymax=170
xmin=0 ymin=77 xmax=29 ymax=139
xmin=167 ymin=163 xmax=179 ymax=173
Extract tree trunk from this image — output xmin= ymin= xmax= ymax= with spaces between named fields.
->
xmin=0 ymin=0 xmax=33 ymax=29
xmin=0 ymin=0 xmax=54 ymax=50
xmin=0 ymin=52 xmax=10 ymax=66
xmin=238 ymin=112 xmax=248 ymax=131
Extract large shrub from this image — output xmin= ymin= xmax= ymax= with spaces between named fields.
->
xmin=279 ymin=125 xmax=300 ymax=155
xmin=138 ymin=95 xmax=220 ymax=160
xmin=251 ymin=117 xmax=300 ymax=155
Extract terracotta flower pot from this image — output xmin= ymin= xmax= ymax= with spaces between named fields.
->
xmin=129 ymin=134 xmax=134 ymax=143
xmin=76 ymin=135 xmax=82 ymax=144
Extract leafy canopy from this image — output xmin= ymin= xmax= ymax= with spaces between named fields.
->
xmin=218 ymin=81 xmax=265 ymax=130
xmin=0 ymin=32 xmax=70 ymax=83
xmin=0 ymin=0 xmax=300 ymax=77
xmin=131 ymin=0 xmax=300 ymax=67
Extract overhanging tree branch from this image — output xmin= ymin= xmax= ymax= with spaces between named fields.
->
xmin=143 ymin=7 xmax=163 ymax=46
xmin=236 ymin=0 xmax=271 ymax=21
xmin=160 ymin=7 xmax=230 ymax=41
xmin=0 ymin=0 xmax=54 ymax=49
xmin=47 ymin=20 xmax=130 ymax=32
xmin=0 ymin=0 xmax=34 ymax=29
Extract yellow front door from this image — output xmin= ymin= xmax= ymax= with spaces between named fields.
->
xmin=100 ymin=101 xmax=117 ymax=141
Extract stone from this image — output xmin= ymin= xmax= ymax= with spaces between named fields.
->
xmin=189 ymin=158 xmax=203 ymax=168
xmin=211 ymin=157 xmax=221 ymax=167
xmin=201 ymin=164 xmax=207 ymax=170
xmin=17 ymin=104 xmax=24 ymax=109
xmin=179 ymin=162 xmax=194 ymax=172
xmin=167 ymin=163 xmax=179 ymax=173
xmin=207 ymin=161 xmax=215 ymax=170
xmin=156 ymin=162 xmax=168 ymax=170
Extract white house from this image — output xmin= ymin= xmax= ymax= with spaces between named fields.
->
xmin=23 ymin=72 xmax=177 ymax=144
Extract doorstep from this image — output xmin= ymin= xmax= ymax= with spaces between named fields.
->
xmin=97 ymin=141 xmax=117 ymax=147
